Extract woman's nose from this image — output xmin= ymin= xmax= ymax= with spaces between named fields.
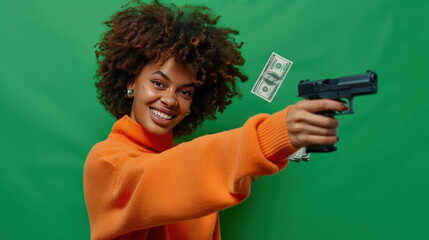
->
xmin=160 ymin=91 xmax=177 ymax=107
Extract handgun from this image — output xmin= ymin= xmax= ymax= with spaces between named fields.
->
xmin=298 ymin=70 xmax=378 ymax=153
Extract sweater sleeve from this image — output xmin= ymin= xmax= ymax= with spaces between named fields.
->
xmin=84 ymin=106 xmax=298 ymax=239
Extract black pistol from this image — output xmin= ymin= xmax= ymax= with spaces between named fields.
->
xmin=298 ymin=70 xmax=378 ymax=153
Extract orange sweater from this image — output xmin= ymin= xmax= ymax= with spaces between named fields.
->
xmin=84 ymin=106 xmax=298 ymax=240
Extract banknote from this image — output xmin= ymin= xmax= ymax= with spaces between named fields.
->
xmin=251 ymin=52 xmax=293 ymax=102
xmin=289 ymin=147 xmax=311 ymax=163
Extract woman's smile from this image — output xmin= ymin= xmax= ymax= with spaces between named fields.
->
xmin=149 ymin=106 xmax=177 ymax=127
xmin=150 ymin=107 xmax=174 ymax=120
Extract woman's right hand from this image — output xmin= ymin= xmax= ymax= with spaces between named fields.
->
xmin=286 ymin=99 xmax=347 ymax=149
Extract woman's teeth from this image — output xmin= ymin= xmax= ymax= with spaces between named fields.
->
xmin=151 ymin=108 xmax=173 ymax=120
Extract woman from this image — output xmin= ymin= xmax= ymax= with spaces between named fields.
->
xmin=83 ymin=1 xmax=345 ymax=239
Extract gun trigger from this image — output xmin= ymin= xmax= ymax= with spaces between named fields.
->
xmin=338 ymin=97 xmax=354 ymax=115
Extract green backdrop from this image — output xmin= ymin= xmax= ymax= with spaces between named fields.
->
xmin=1 ymin=0 xmax=428 ymax=239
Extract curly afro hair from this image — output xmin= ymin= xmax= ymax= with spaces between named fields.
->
xmin=94 ymin=0 xmax=248 ymax=137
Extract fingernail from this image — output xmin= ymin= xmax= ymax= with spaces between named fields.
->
xmin=341 ymin=102 xmax=348 ymax=110
xmin=336 ymin=137 xmax=340 ymax=142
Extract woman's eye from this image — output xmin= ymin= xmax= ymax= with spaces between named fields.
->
xmin=181 ymin=90 xmax=192 ymax=97
xmin=152 ymin=81 xmax=164 ymax=88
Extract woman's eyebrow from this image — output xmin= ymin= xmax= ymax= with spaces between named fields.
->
xmin=182 ymin=82 xmax=195 ymax=88
xmin=152 ymin=70 xmax=195 ymax=87
xmin=151 ymin=71 xmax=171 ymax=82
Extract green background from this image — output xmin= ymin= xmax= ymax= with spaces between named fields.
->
xmin=1 ymin=0 xmax=428 ymax=239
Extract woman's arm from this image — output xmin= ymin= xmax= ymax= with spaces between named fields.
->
xmin=84 ymin=99 xmax=342 ymax=239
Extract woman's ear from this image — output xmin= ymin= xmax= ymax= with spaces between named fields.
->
xmin=126 ymin=82 xmax=136 ymax=98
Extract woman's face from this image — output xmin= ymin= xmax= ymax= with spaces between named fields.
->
xmin=128 ymin=58 xmax=196 ymax=135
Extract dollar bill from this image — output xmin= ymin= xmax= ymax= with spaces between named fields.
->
xmin=289 ymin=147 xmax=311 ymax=163
xmin=251 ymin=52 xmax=293 ymax=102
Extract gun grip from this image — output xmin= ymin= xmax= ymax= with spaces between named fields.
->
xmin=309 ymin=110 xmax=337 ymax=153
xmin=306 ymin=144 xmax=337 ymax=153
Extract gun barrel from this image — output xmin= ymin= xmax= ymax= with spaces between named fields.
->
xmin=298 ymin=70 xmax=378 ymax=99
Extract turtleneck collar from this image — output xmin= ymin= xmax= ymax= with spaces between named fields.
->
xmin=108 ymin=115 xmax=173 ymax=153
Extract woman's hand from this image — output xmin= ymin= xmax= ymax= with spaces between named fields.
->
xmin=286 ymin=99 xmax=347 ymax=149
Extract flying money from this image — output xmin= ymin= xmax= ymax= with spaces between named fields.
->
xmin=251 ymin=52 xmax=293 ymax=102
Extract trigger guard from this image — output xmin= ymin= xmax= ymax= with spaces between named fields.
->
xmin=336 ymin=97 xmax=354 ymax=115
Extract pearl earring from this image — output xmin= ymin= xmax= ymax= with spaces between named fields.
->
xmin=187 ymin=108 xmax=191 ymax=116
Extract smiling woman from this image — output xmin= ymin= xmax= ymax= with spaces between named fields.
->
xmin=93 ymin=0 xmax=248 ymax=138
xmin=83 ymin=0 xmax=343 ymax=239
xmin=127 ymin=58 xmax=196 ymax=136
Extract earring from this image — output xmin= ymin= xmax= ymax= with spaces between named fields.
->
xmin=187 ymin=108 xmax=191 ymax=116
xmin=126 ymin=89 xmax=134 ymax=98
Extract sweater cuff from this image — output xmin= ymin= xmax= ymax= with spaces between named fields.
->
xmin=257 ymin=106 xmax=299 ymax=163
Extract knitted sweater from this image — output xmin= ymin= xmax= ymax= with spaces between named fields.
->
xmin=84 ymin=106 xmax=298 ymax=240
